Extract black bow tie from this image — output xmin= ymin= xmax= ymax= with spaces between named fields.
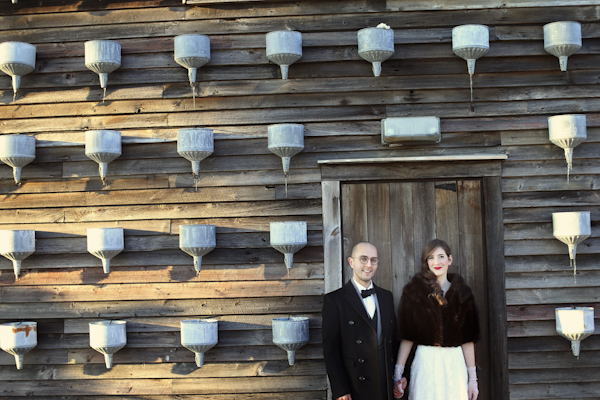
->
xmin=361 ymin=288 xmax=376 ymax=298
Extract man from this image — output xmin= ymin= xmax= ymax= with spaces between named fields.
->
xmin=322 ymin=242 xmax=404 ymax=400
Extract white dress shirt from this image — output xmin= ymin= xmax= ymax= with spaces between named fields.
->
xmin=352 ymin=278 xmax=376 ymax=318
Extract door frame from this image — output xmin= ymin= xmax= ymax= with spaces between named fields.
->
xmin=319 ymin=155 xmax=509 ymax=400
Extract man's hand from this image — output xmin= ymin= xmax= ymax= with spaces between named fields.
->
xmin=336 ymin=395 xmax=352 ymax=400
xmin=393 ymin=377 xmax=408 ymax=398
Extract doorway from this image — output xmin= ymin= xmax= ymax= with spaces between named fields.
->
xmin=340 ymin=179 xmax=489 ymax=400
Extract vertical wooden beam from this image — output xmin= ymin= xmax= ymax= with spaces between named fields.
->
xmin=412 ymin=181 xmax=436 ymax=265
xmin=390 ymin=182 xmax=416 ymax=306
xmin=458 ymin=179 xmax=489 ymax=400
xmin=368 ymin=183 xmax=393 ymax=291
xmin=322 ymin=180 xmax=342 ymax=294
xmin=484 ymin=176 xmax=509 ymax=400
xmin=341 ymin=183 xmax=368 ymax=282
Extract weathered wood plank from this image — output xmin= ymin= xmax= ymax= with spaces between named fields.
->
xmin=0 ymin=394 xmax=325 ymax=400
xmin=6 ymin=86 xmax=587 ymax=118
xmin=31 ymin=328 xmax=322 ymax=350
xmin=507 ymin=287 xmax=600 ymax=305
xmin=0 ymin=376 xmax=328 ymax=396
xmin=508 ymin=350 xmax=600 ymax=369
xmin=509 ymin=366 xmax=600 ymax=384
xmin=501 ymin=127 xmax=600 ymax=146
xmin=0 ymin=1 xmax=384 ymax=27
xmin=2 ymin=6 xmax=599 ymax=44
xmin=502 ymin=190 xmax=600 ymax=208
xmin=504 ymin=238 xmax=599 ymax=257
xmin=341 ymin=182 xmax=367 ymax=284
xmin=4 ymin=77 xmax=600 ymax=111
xmin=0 ymin=105 xmax=387 ymax=134
xmin=367 ymin=183 xmax=393 ymax=288
xmin=0 ymin=215 xmax=323 ymax=238
xmin=483 ymin=175 xmax=510 ymax=400
xmin=411 ymin=181 xmax=436 ymax=270
xmin=507 ymin=303 xmax=600 ymax=321
xmin=0 ymin=247 xmax=323 ymax=273
xmin=387 ymin=0 xmax=600 ymax=11
xmin=390 ymin=182 xmax=417 ymax=305
xmin=0 ymin=263 xmax=323 ymax=286
xmin=507 ymin=382 xmax=600 ymax=400
xmin=508 ymin=336 xmax=600 ymax=353
xmin=321 ymin=161 xmax=502 ymax=181
xmin=434 ymin=181 xmax=459 ymax=255
xmin=502 ymin=159 xmax=600 ymax=178
xmin=321 ymin=180 xmax=342 ymax=293
xmin=0 ymin=296 xmax=324 ymax=319
xmin=64 ymin=344 xmax=325 ymax=365
xmin=505 ymin=254 xmax=598 ymax=273
xmin=508 ymin=319 xmax=600 ymax=337
xmin=502 ymin=175 xmax=600 ymax=193
xmin=503 ymin=207 xmax=600 ymax=224
xmin=61 ymin=314 xmax=322 ymax=334
xmin=505 ymin=143 xmax=600 ymax=161
xmin=0 ymin=199 xmax=322 ymax=224
xmin=507 ymin=271 xmax=600 ymax=289
xmin=0 ymin=359 xmax=325 ymax=381
xmin=0 ymin=184 xmax=322 ymax=209
xmin=0 ymin=280 xmax=324 ymax=302
xmin=504 ymin=223 xmax=600 ymax=241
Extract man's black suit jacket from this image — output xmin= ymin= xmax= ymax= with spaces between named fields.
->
xmin=322 ymin=281 xmax=398 ymax=400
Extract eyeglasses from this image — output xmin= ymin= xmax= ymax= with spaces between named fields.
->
xmin=352 ymin=256 xmax=379 ymax=265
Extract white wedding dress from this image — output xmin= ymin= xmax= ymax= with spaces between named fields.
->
xmin=408 ymin=345 xmax=468 ymax=400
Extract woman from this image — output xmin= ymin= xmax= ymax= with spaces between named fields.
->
xmin=393 ymin=239 xmax=480 ymax=400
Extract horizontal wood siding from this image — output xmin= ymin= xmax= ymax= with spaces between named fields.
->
xmin=0 ymin=1 xmax=599 ymax=399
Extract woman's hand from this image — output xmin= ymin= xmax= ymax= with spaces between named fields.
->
xmin=467 ymin=365 xmax=478 ymax=400
xmin=467 ymin=379 xmax=478 ymax=400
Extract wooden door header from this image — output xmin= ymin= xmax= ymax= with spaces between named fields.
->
xmin=318 ymin=155 xmax=507 ymax=182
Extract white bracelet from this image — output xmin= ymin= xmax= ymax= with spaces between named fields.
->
xmin=393 ymin=364 xmax=405 ymax=382
xmin=467 ymin=366 xmax=478 ymax=381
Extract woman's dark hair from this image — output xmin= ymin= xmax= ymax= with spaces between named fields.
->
xmin=421 ymin=239 xmax=452 ymax=305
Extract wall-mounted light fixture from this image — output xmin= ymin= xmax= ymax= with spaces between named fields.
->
xmin=381 ymin=116 xmax=441 ymax=145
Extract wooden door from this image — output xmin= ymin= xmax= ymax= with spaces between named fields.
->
xmin=341 ymin=179 xmax=490 ymax=400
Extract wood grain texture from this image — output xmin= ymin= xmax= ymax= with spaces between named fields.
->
xmin=1 ymin=1 xmax=599 ymax=399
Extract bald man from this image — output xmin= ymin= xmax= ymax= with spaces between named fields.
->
xmin=322 ymin=242 xmax=400 ymax=400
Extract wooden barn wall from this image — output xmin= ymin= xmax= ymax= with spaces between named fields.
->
xmin=0 ymin=0 xmax=598 ymax=399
